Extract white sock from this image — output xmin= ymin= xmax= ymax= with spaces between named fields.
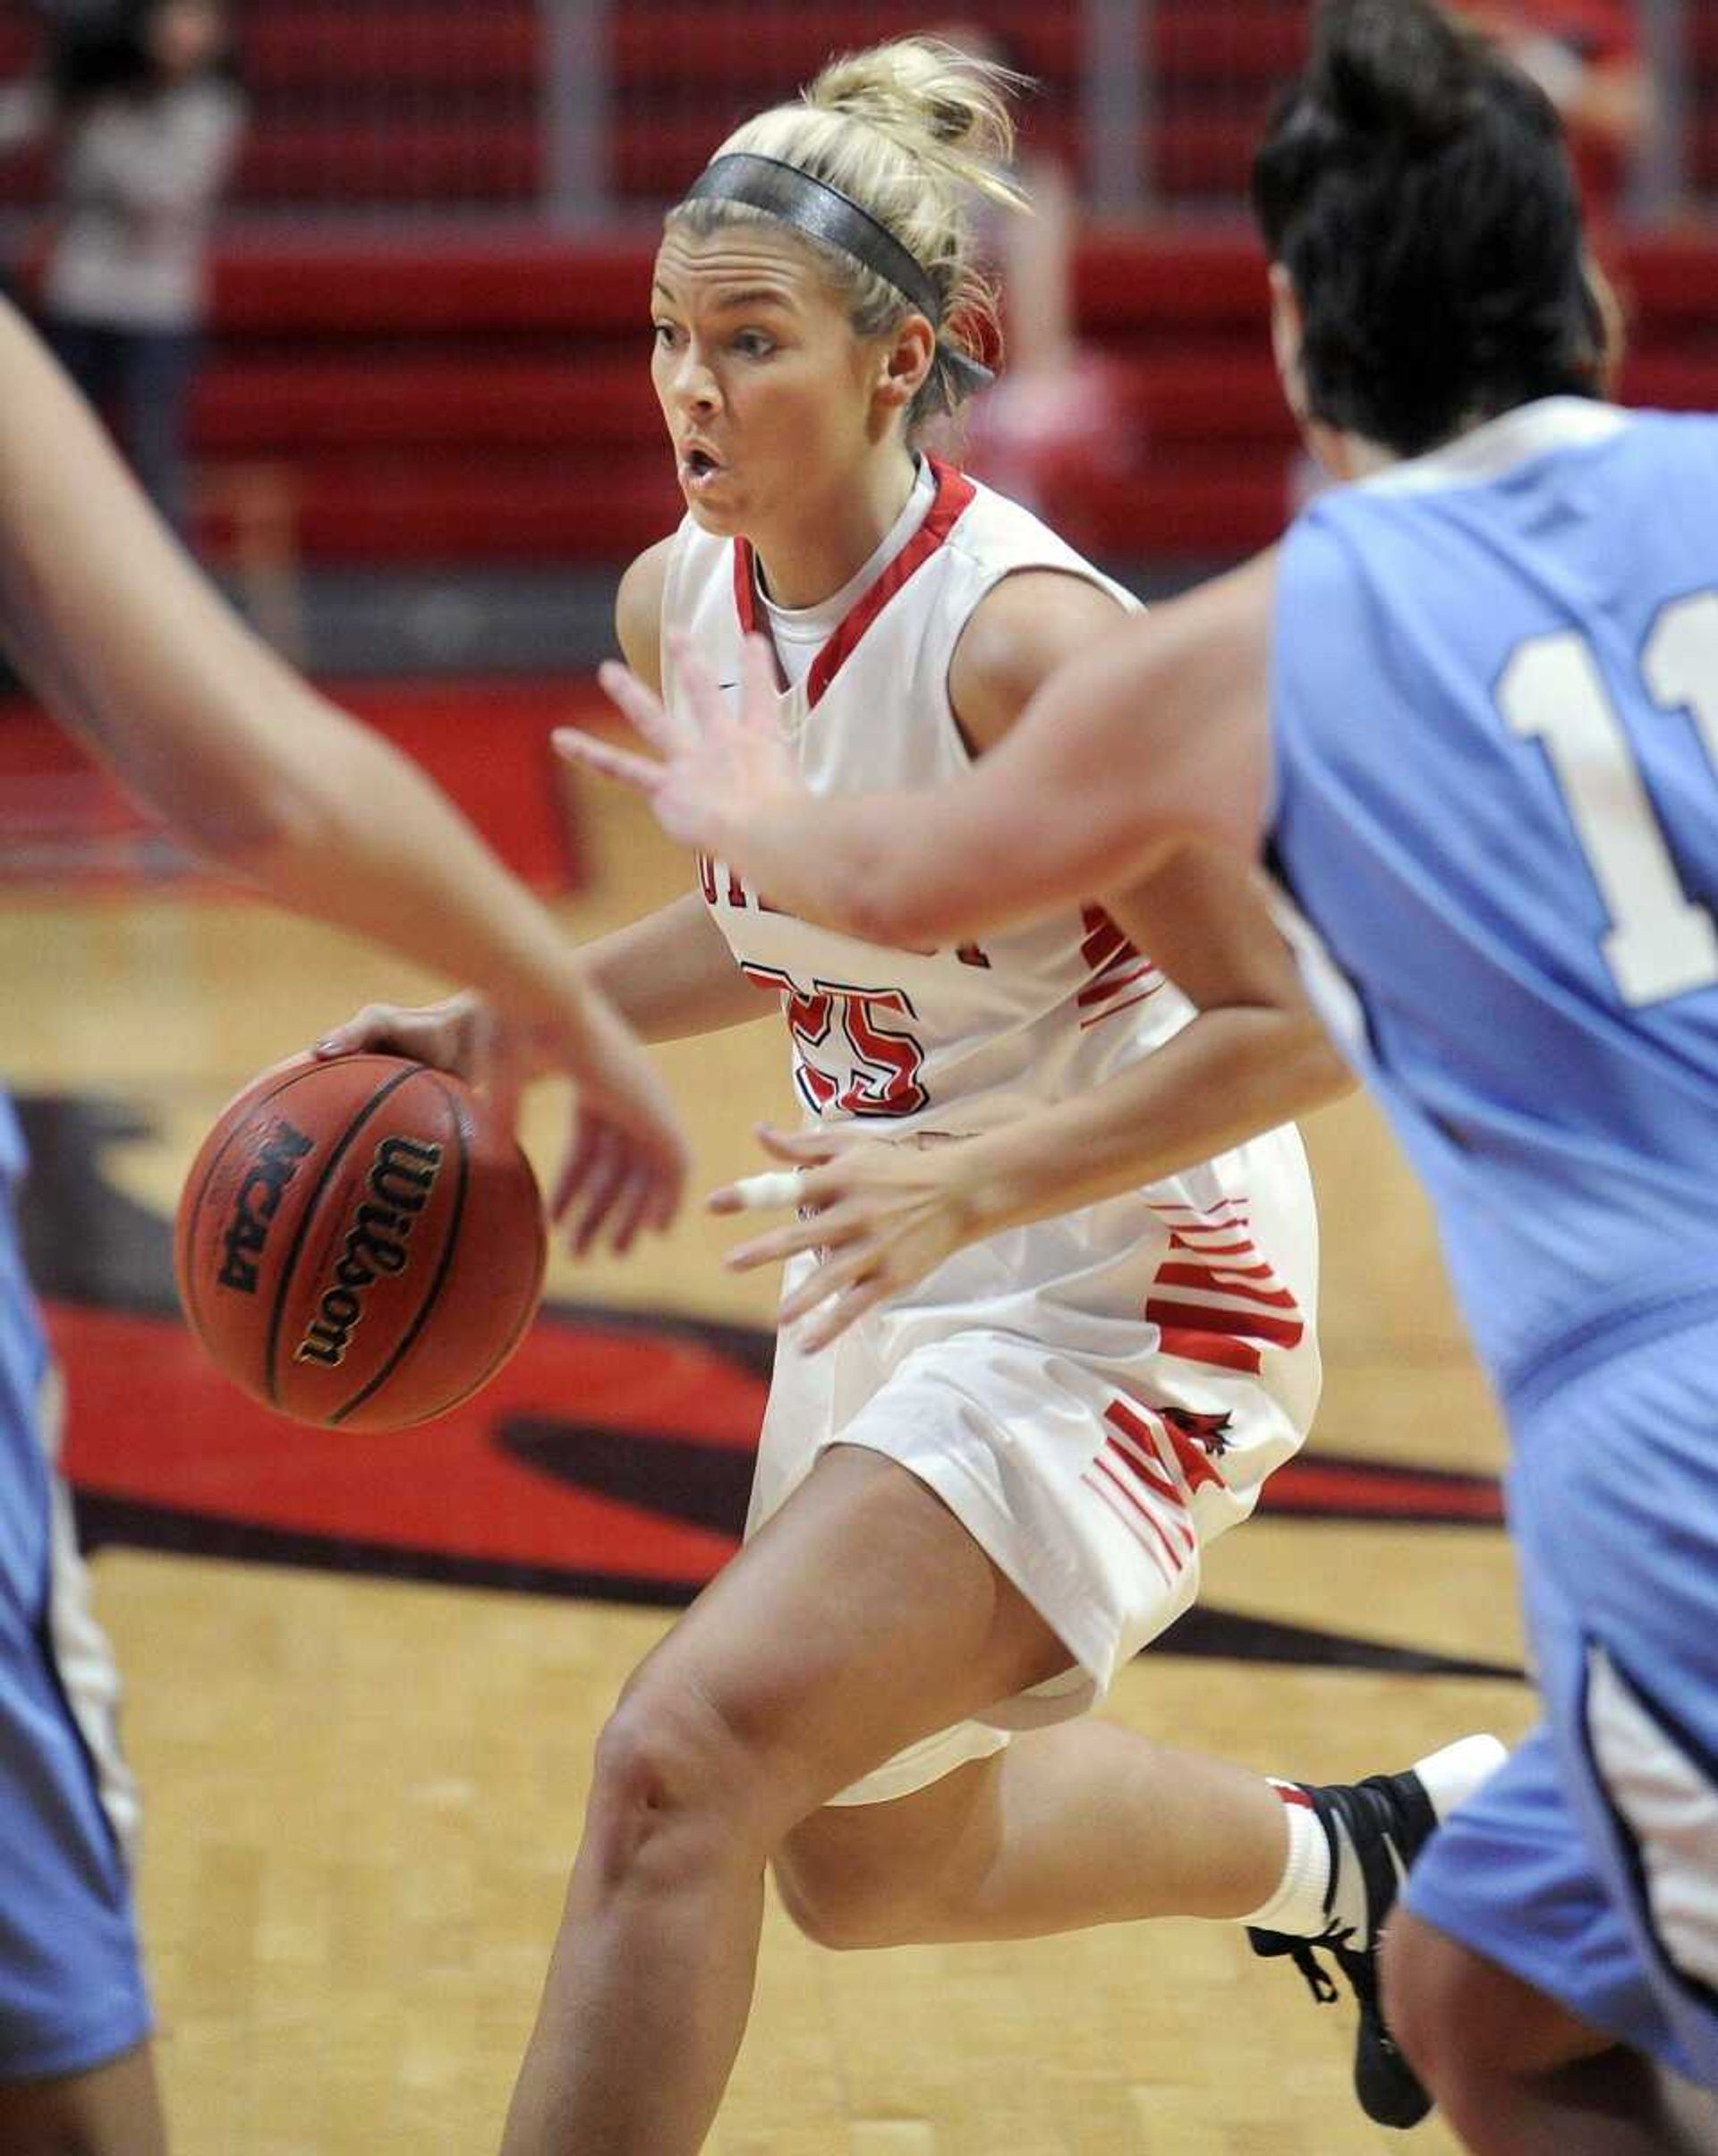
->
xmin=1237 ymin=1736 xmax=1509 ymax=1940
xmin=1237 ymin=1779 xmax=1343 ymax=1938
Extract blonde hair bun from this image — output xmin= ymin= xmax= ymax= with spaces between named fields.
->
xmin=671 ymin=36 xmax=1031 ymax=428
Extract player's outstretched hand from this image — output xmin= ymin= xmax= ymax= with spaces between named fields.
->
xmin=555 ymin=632 xmax=803 ymax=858
xmin=313 ymin=989 xmax=687 ymax=1257
xmin=543 ymin=987 xmax=689 ymax=1258
xmin=710 ymin=1123 xmax=984 ymax=1351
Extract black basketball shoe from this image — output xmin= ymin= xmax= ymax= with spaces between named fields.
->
xmin=1248 ymin=1734 xmax=1508 ymax=2130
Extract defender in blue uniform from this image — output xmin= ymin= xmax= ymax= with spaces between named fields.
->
xmin=0 ymin=1095 xmax=152 ymax=2085
xmin=1272 ymin=396 xmax=1718 ymax=2117
xmin=563 ymin=2 xmax=1718 ymax=2145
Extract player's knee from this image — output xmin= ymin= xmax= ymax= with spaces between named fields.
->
xmin=1379 ymin=1911 xmax=1457 ymax=2091
xmin=1382 ymin=1907 xmax=1521 ymax=2102
xmin=583 ymin=1682 xmax=774 ymax=1892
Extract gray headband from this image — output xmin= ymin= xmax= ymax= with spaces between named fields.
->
xmin=678 ymin=151 xmax=993 ymax=395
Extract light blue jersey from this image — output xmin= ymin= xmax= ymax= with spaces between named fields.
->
xmin=1271 ymin=399 xmax=1718 ymax=1413
xmin=1270 ymin=398 xmax=1718 ymax=2086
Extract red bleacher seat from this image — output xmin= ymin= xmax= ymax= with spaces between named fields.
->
xmin=239 ymin=8 xmax=542 ymax=93
xmin=169 ymin=229 xmax=1718 ymax=571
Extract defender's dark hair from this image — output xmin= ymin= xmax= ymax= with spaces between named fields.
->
xmin=1251 ymin=0 xmax=1612 ymax=456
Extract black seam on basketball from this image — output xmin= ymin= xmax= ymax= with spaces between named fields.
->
xmin=181 ymin=1060 xmax=327 ymax=1345
xmin=329 ymin=1074 xmax=472 ymax=1425
xmin=261 ymin=1064 xmax=421 ymax=1405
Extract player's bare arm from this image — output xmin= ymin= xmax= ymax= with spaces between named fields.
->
xmin=563 ymin=551 xmax=1280 ymax=948
xmin=0 ymin=302 xmax=687 ymax=1246
xmin=0 ymin=302 xmax=651 ymax=1049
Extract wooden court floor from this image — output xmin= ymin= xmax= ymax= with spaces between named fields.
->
xmin=1 ymin=772 xmax=1535 ymax=2154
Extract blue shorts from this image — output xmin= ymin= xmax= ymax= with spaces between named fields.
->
xmin=0 ymin=1184 xmax=151 ymax=2080
xmin=1407 ymin=1319 xmax=1718 ymax=2088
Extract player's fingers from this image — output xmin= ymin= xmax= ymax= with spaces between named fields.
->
xmin=711 ymin=1167 xmax=806 ymax=1218
xmin=738 ymin=632 xmax=778 ymax=728
xmin=552 ymin=726 xmax=668 ymax=797
xmin=795 ymin=1270 xmax=890 ymax=1353
xmin=606 ymin=1161 xmax=666 ymax=1256
xmin=753 ymin=1122 xmax=849 ymax=1165
xmin=594 ymin=658 xmax=697 ymax=753
xmin=659 ymin=632 xmax=737 ymax=741
xmin=776 ymin=1238 xmax=881 ymax=1321
xmin=713 ymin=1156 xmax=847 ymax=1227
xmin=649 ymin=1164 xmax=682 ymax=1234
xmin=313 ymin=1002 xmax=406 ymax=1058
xmin=572 ymin=1128 xmax=631 ymax=1256
xmin=549 ymin=1110 xmax=603 ymax=1224
xmin=722 ymin=1207 xmax=858 ymax=1273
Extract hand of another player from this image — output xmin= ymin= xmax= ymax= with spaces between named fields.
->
xmin=710 ymin=1124 xmax=984 ymax=1351
xmin=312 ymin=989 xmax=687 ymax=1256
xmin=542 ymin=986 xmax=690 ymax=1258
xmin=553 ymin=632 xmax=804 ymax=858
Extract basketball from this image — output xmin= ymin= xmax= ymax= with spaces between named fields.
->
xmin=174 ymin=1053 xmax=547 ymax=1431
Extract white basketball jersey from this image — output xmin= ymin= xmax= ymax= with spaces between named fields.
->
xmin=663 ymin=460 xmax=1193 ymax=1125
xmin=660 ymin=458 xmax=1320 ymax=1445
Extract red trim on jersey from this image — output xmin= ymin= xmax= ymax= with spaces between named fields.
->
xmin=1087 ymin=1459 xmax=1184 ymax=1580
xmin=1079 ymin=988 xmax=1163 ymax=1032
xmin=1152 ymin=1328 xmax=1265 ymax=1374
xmin=1101 ymin=1436 xmax=1197 ymax=1548
xmin=1080 ymin=904 xmax=1138 ymax=972
xmin=1147 ymin=1298 xmax=1306 ymax=1352
xmin=1076 ymin=961 xmax=1159 ymax=1011
xmin=729 ymin=460 xmax=974 ymax=706
xmin=1276 ymin=1784 xmax=1315 ymax=1811
xmin=732 ymin=539 xmax=761 ymax=636
xmin=1102 ymin=1403 xmax=1198 ymax=1550
xmin=804 ymin=459 xmax=976 ymax=708
xmin=1152 ymin=1262 xmax=1302 ymax=1312
xmin=1168 ymin=1231 xmax=1255 ymax=1257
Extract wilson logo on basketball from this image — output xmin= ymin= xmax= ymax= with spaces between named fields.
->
xmin=294 ymin=1134 xmax=444 ymax=1370
xmin=217 ymin=1120 xmax=315 ymax=1294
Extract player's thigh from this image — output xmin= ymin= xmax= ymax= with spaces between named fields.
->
xmin=616 ymin=1440 xmax=1068 ymax=1826
xmin=0 ymin=2038 xmax=166 ymax=2156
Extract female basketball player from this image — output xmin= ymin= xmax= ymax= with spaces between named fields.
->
xmin=327 ymin=38 xmax=1503 ymax=2153
xmin=562 ymin=5 xmax=1718 ymax=2150
xmin=0 ymin=295 xmax=683 ymax=2155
